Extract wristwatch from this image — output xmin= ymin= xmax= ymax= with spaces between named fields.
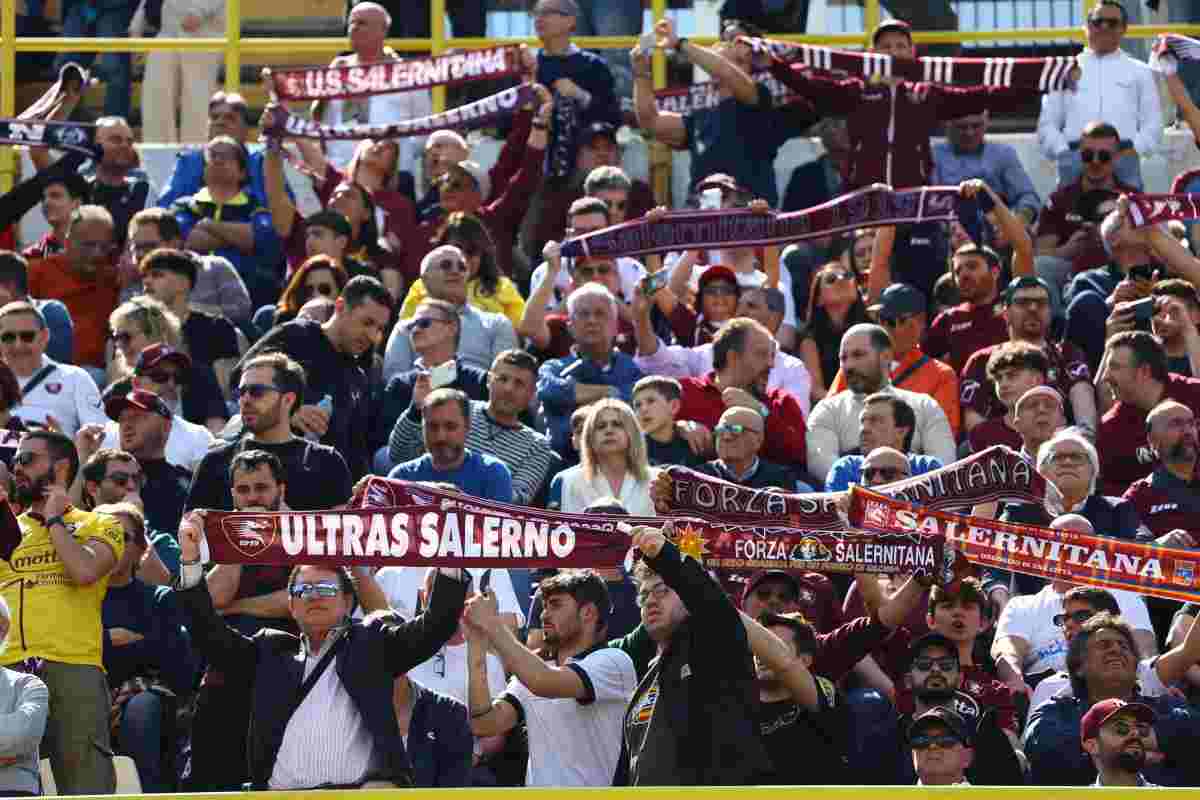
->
xmin=44 ymin=516 xmax=67 ymax=530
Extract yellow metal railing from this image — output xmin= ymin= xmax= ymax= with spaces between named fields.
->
xmin=4 ymin=0 xmax=1200 ymax=195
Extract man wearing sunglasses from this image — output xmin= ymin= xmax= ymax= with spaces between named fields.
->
xmin=101 ymin=389 xmax=191 ymax=534
xmin=0 ymin=252 xmax=74 ymax=366
xmin=0 ymin=430 xmax=124 ymax=794
xmin=908 ymin=707 xmax=974 ymax=786
xmin=698 ymin=406 xmax=810 ymax=491
xmin=175 ymin=509 xmax=470 ymax=790
xmin=1081 ymin=699 xmax=1159 ymax=787
xmin=1037 ymin=0 xmax=1159 ymax=192
xmin=825 ymin=395 xmax=944 ymax=491
xmin=0 ymin=301 xmax=107 ymax=438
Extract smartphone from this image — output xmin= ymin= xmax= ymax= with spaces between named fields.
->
xmin=1129 ymin=296 xmax=1157 ymax=323
xmin=641 ymin=267 xmax=671 ymax=296
xmin=430 ymin=360 xmax=458 ymax=389
xmin=639 ymin=32 xmax=656 ymax=52
xmin=700 ymin=188 xmax=723 ymax=210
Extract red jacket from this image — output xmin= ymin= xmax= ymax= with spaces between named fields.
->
xmin=677 ymin=372 xmax=808 ymax=472
xmin=768 ymin=60 xmax=1031 ymax=189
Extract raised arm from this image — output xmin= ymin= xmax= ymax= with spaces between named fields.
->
xmin=656 ymin=18 xmax=758 ymax=107
xmin=739 ymin=611 xmax=819 ymax=710
xmin=465 ymin=609 xmax=519 ymax=737
xmin=961 ymin=179 xmax=1033 ymax=276
xmin=518 ymin=241 xmax=562 ymax=349
xmin=260 ymin=112 xmax=300 ymax=239
xmin=632 ymin=46 xmax=687 ymax=148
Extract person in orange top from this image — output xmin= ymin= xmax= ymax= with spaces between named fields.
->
xmin=28 ymin=205 xmax=121 ymax=371
xmin=828 ymin=283 xmax=961 ymax=437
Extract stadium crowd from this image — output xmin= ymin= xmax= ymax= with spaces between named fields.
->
xmin=2 ymin=0 xmax=1200 ymax=793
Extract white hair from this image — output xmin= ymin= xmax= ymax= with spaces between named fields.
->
xmin=420 ymin=244 xmax=466 ymax=278
xmin=1037 ymin=428 xmax=1100 ymax=496
xmin=426 ymin=130 xmax=468 ymax=151
xmin=566 ymin=282 xmax=618 ymax=319
xmin=349 ymin=1 xmax=391 ymax=27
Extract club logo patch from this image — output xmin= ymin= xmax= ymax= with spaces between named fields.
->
xmin=221 ymin=516 xmax=277 ymax=558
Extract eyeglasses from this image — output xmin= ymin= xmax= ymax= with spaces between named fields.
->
xmin=575 ymin=264 xmax=614 ymax=279
xmin=1053 ymin=609 xmax=1096 ymax=627
xmin=104 ymin=470 xmax=145 ymax=488
xmin=863 ymin=466 xmax=908 ymax=482
xmin=288 ymin=581 xmax=341 ymax=599
xmin=533 ymin=7 xmax=572 ymax=17
xmin=1088 ymin=15 xmax=1123 ymax=29
xmin=1081 ymin=149 xmax=1114 ymax=164
xmin=911 ymin=656 xmax=958 ymax=672
xmin=821 ymin=270 xmax=855 ymax=286
xmin=715 ymin=423 xmax=760 ymax=437
xmin=1047 ymin=450 xmax=1090 ymax=466
xmin=636 ymin=583 xmax=672 ymax=606
xmin=110 ymin=331 xmax=134 ymax=346
xmin=13 ymin=451 xmax=43 ymax=466
xmin=409 ymin=316 xmax=449 ymax=332
xmin=236 ymin=383 xmax=283 ymax=400
xmin=0 ymin=331 xmax=38 ymax=344
xmin=910 ymin=734 xmax=963 ymax=750
xmin=702 ymin=283 xmax=738 ymax=296
xmin=438 ymin=259 xmax=468 ymax=274
xmin=302 ymin=283 xmax=337 ymax=300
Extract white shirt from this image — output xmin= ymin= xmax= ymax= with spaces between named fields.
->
xmin=805 ymin=383 xmax=956 ymax=481
xmin=633 ymin=338 xmax=813 ymax=416
xmin=1030 ymin=656 xmax=1168 ymax=711
xmin=529 ymin=257 xmax=647 ymax=311
xmin=368 ymin=567 xmax=523 ymax=705
xmin=993 ymin=583 xmax=1154 ymax=676
xmin=100 ymin=414 xmax=215 ymax=474
xmin=14 ymin=356 xmax=108 ymax=437
xmin=269 ymin=629 xmax=377 ymax=789
xmin=1036 ymin=48 xmax=1164 ymax=159
xmin=321 ymin=63 xmax=431 ymax=175
xmin=503 ymin=647 xmax=637 ymax=786
xmin=671 ymin=260 xmax=798 ymax=331
xmin=554 ymin=464 xmax=657 ymax=516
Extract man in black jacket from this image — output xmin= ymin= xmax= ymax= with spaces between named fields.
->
xmin=620 ymin=522 xmax=774 ymax=785
xmin=175 ymin=511 xmax=469 ymax=789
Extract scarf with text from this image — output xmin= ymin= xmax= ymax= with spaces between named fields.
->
xmin=560 ymin=184 xmax=989 ymax=260
xmin=1150 ymin=33 xmax=1200 ymax=76
xmin=745 ymin=36 xmax=1080 ymax=92
xmin=0 ymin=119 xmax=98 ymax=155
xmin=259 ymin=84 xmax=535 ymax=141
xmin=848 ymin=486 xmax=1200 ymax=603
xmin=1124 ymin=194 xmax=1200 ymax=228
xmin=654 ymin=71 xmax=798 ymax=114
xmin=660 ymin=445 xmax=1058 ymax=528
xmin=268 ymin=45 xmax=522 ymax=101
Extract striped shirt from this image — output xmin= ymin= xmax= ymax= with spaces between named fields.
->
xmin=269 ymin=628 xmax=378 ymax=789
xmin=388 ymin=401 xmax=555 ymax=505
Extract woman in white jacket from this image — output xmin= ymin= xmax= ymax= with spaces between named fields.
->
xmin=550 ymin=398 xmax=656 ymax=516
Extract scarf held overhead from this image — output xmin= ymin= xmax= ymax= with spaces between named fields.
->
xmin=560 ymin=184 xmax=987 ymax=260
xmin=655 ymin=72 xmax=798 ymax=114
xmin=1124 ymin=193 xmax=1200 ymax=228
xmin=745 ymin=36 xmax=1080 ymax=91
xmin=259 ymin=84 xmax=534 ymax=141
xmin=0 ymin=119 xmax=97 ymax=156
xmin=848 ymin=486 xmax=1200 ymax=604
xmin=1150 ymin=33 xmax=1200 ymax=75
xmin=268 ymin=45 xmax=522 ymax=101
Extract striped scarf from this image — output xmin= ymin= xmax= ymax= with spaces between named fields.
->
xmin=1150 ymin=33 xmax=1200 ymax=75
xmin=745 ymin=36 xmax=1080 ymax=92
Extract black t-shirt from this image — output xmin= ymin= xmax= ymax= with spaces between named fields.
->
xmin=140 ymin=458 xmax=192 ymax=533
xmin=86 ymin=175 xmax=151 ymax=248
xmin=1168 ymin=354 xmax=1193 ymax=378
xmin=185 ymin=435 xmax=352 ymax=512
xmin=233 ymin=318 xmax=373 ymax=478
xmin=646 ymin=432 xmax=707 ymax=469
xmin=757 ymin=680 xmax=845 ymax=785
xmin=183 ymin=311 xmax=241 ymax=369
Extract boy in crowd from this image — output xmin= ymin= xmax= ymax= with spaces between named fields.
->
xmin=632 ymin=376 xmax=707 ymax=468
xmin=967 ymin=342 xmax=1049 ymax=454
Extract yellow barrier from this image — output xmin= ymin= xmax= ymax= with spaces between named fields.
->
xmin=53 ymin=788 xmax=1200 ymax=798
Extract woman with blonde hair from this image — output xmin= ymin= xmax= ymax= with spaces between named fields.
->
xmin=548 ymin=399 xmax=656 ymax=516
xmin=107 ymin=296 xmax=184 ymax=387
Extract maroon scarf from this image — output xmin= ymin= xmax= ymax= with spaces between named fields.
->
xmin=746 ymin=36 xmax=1079 ymax=91
xmin=559 ymin=184 xmax=979 ymax=260
xmin=259 ymin=84 xmax=534 ymax=141
xmin=655 ymin=71 xmax=797 ymax=114
xmin=268 ymin=46 xmax=522 ymax=101
xmin=1125 ymin=194 xmax=1200 ymax=228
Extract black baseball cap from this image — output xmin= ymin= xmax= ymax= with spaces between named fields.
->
xmin=583 ymin=122 xmax=617 ymax=144
xmin=907 ymin=631 xmax=959 ymax=669
xmin=1004 ymin=276 xmax=1053 ymax=305
xmin=740 ymin=570 xmax=800 ymax=608
xmin=870 ymin=283 xmax=927 ymax=321
xmin=908 ymin=707 xmax=972 ymax=746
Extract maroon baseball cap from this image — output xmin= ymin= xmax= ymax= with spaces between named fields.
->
xmin=872 ymin=18 xmax=912 ymax=45
xmin=104 ymin=388 xmax=172 ymax=422
xmin=697 ymin=173 xmax=745 ymax=196
xmin=740 ymin=569 xmax=800 ymax=607
xmin=134 ymin=343 xmax=192 ymax=374
xmin=1081 ymin=699 xmax=1155 ymax=743
xmin=698 ymin=265 xmax=739 ymax=293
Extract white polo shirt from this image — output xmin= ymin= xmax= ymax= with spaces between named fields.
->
xmin=100 ymin=415 xmax=215 ymax=474
xmin=14 ymin=356 xmax=108 ymax=437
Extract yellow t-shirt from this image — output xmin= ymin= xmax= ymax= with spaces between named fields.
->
xmin=0 ymin=508 xmax=125 ymax=668
xmin=400 ymin=276 xmax=527 ymax=328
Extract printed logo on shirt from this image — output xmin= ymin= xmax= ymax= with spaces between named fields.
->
xmin=1137 ymin=446 xmax=1155 ymax=465
xmin=960 ymin=380 xmax=980 ymax=404
xmin=1150 ymin=504 xmax=1179 ymax=515
xmin=632 ymin=681 xmax=659 ymax=726
xmin=1068 ymin=362 xmax=1091 ymax=380
xmin=1174 ymin=561 xmax=1195 ymax=587
xmin=45 ymin=383 xmax=62 ymax=395
xmin=951 ymin=322 xmax=973 ymax=333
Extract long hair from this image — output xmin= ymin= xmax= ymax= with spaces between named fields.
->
xmin=345 ymin=139 xmax=401 ymax=193
xmin=108 ymin=296 xmax=184 ymax=382
xmin=276 ymin=255 xmax=348 ymax=316
xmin=435 ymin=212 xmax=500 ymax=297
xmin=580 ymin=399 xmax=650 ymax=484
xmin=805 ymin=261 xmax=868 ymax=340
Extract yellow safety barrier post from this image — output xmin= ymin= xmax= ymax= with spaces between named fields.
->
xmin=225 ymin=0 xmax=242 ymax=93
xmin=863 ymin=0 xmax=881 ymax=46
xmin=431 ymin=0 xmax=447 ymax=114
xmin=650 ymin=0 xmax=669 ymax=205
xmin=0 ymin=0 xmax=16 ymax=195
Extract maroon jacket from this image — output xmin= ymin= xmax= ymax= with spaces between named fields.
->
xmin=768 ymin=60 xmax=1032 ymax=189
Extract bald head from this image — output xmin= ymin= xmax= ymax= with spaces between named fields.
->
xmin=1148 ymin=400 xmax=1194 ymax=432
xmin=861 ymin=446 xmax=910 ymax=487
xmin=719 ymin=406 xmax=764 ymax=432
xmin=1050 ymin=514 xmax=1095 ymax=535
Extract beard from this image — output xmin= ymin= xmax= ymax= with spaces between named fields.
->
xmin=1115 ymin=749 xmax=1146 ymax=772
xmin=915 ymin=686 xmax=956 ymax=704
xmin=1166 ymin=439 xmax=1197 ymax=465
xmin=14 ymin=473 xmax=52 ymax=507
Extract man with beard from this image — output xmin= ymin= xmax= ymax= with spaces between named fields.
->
xmin=234 ymin=276 xmax=392 ymax=478
xmin=808 ymin=324 xmax=955 ymax=482
xmin=464 ymin=570 xmax=637 ymax=786
xmin=1025 ymin=613 xmax=1200 ymax=786
xmin=1082 ymin=699 xmax=1159 ymax=787
xmin=675 ymin=318 xmax=807 ymax=472
xmin=27 ymin=206 xmax=121 ymax=371
xmin=825 ymin=394 xmax=943 ymax=491
xmin=0 ymin=430 xmax=123 ymax=794
xmin=186 ymin=351 xmax=351 ymax=512
xmin=1098 ymin=331 xmax=1200 ymax=496
xmin=388 ymin=389 xmax=513 ymax=502
xmin=923 ymin=244 xmax=1013 ymax=376
xmin=1123 ymin=401 xmax=1200 ymax=542
xmin=960 ymin=276 xmax=1096 ymax=434
xmin=103 ymin=389 xmax=191 ymax=533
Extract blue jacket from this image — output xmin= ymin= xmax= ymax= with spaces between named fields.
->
xmin=172 ymin=187 xmax=283 ymax=301
xmin=406 ymin=679 xmax=472 ymax=788
xmin=33 ymin=298 xmax=73 ymax=365
xmin=536 ymin=350 xmax=642 ymax=456
xmin=102 ymin=579 xmax=197 ymax=696
xmin=158 ymin=148 xmax=272 ymax=211
xmin=1024 ymin=692 xmax=1200 ymax=786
